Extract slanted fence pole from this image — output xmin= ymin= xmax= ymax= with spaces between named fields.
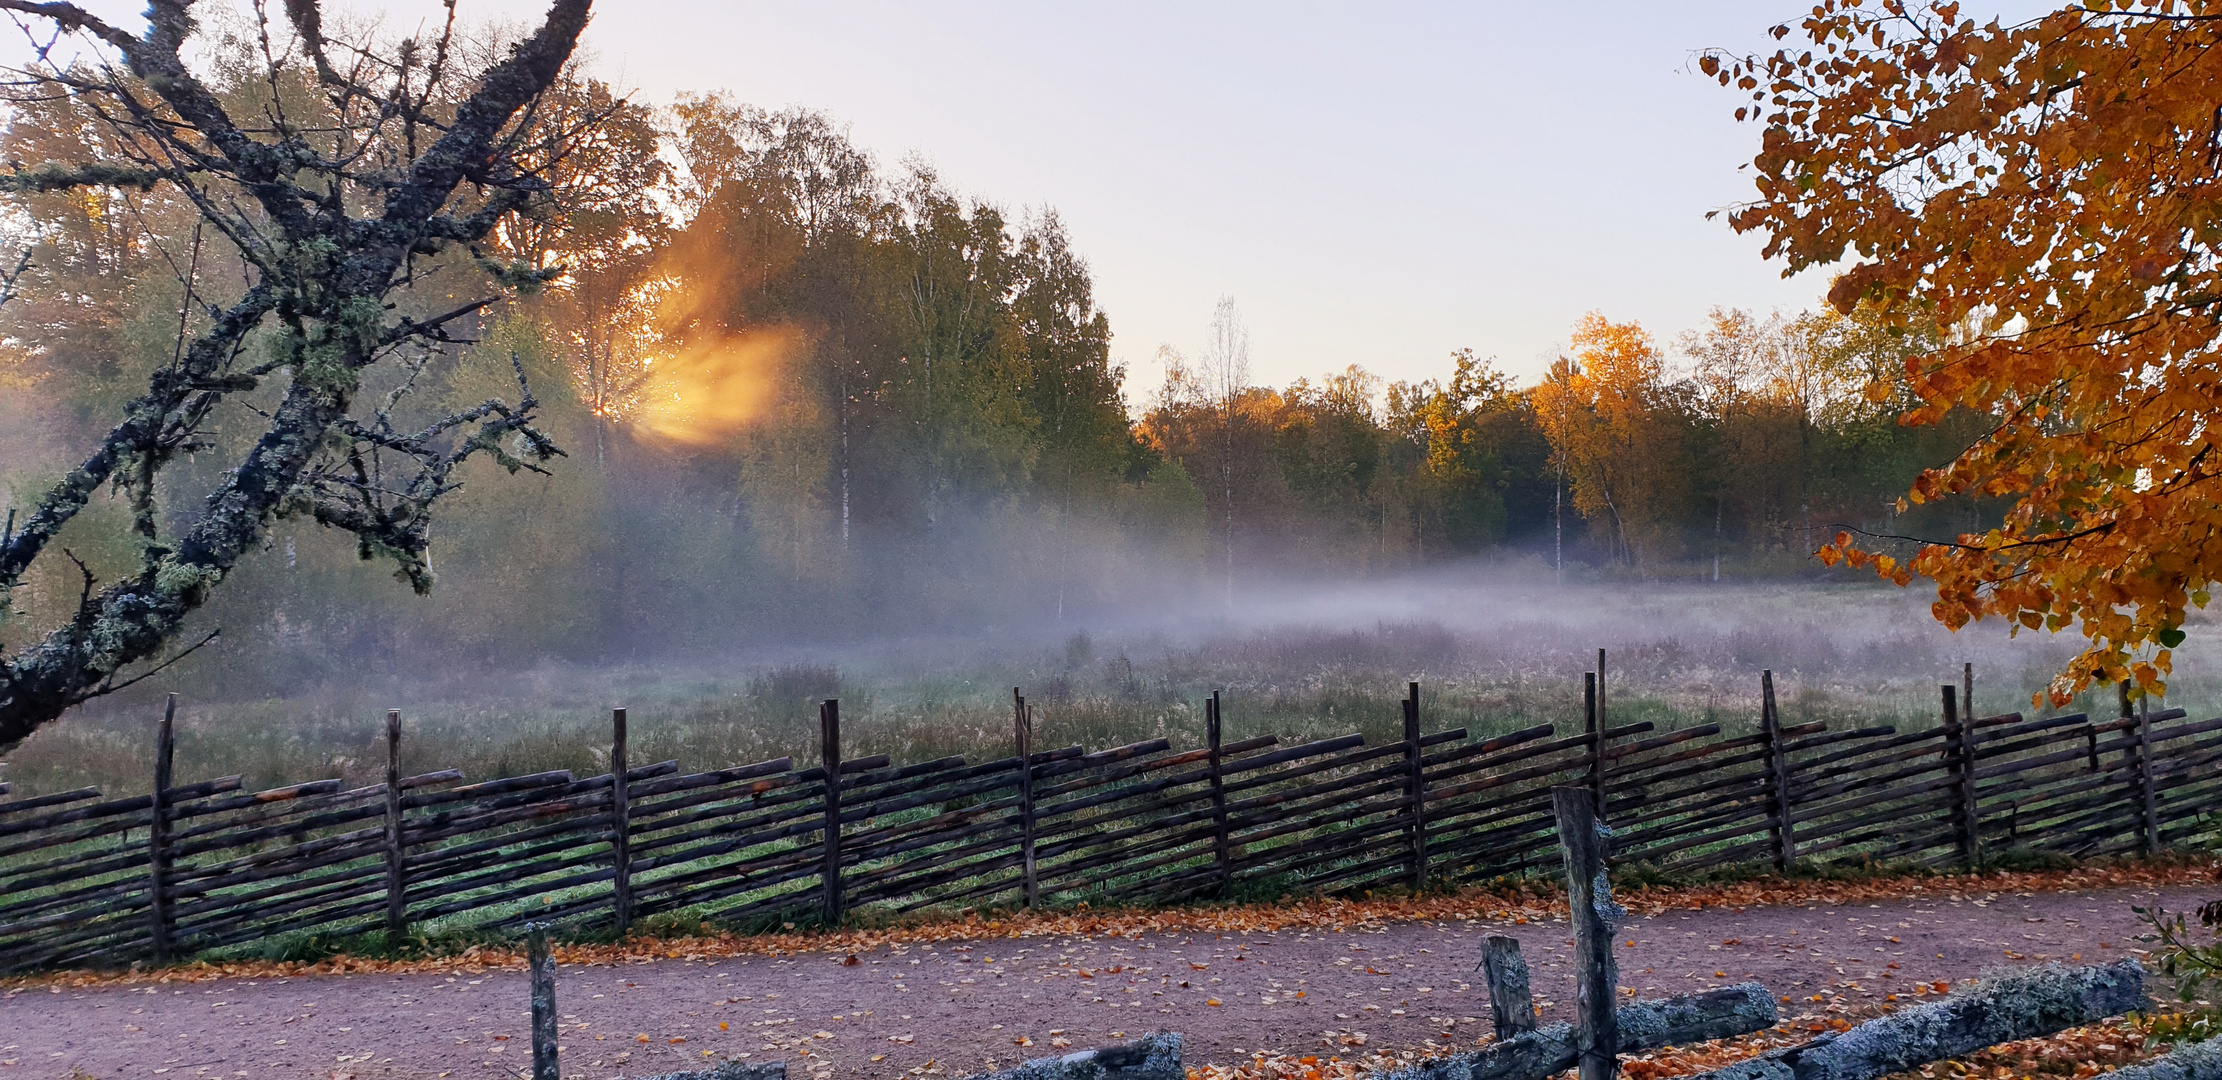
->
xmin=1480 ymin=934 xmax=1536 ymax=1041
xmin=1760 ymin=670 xmax=1795 ymax=872
xmin=1015 ymin=688 xmax=1039 ymax=908
xmin=148 ymin=693 xmax=177 ymax=964
xmin=1596 ymin=648 xmax=1607 ymax=732
xmin=1208 ymin=690 xmax=1230 ymax=897
xmin=383 ymin=708 xmax=408 ymax=941
xmin=820 ymin=698 xmax=844 ymax=926
xmin=1594 ymin=651 xmax=1608 ymax=805
xmin=1403 ymin=681 xmax=1428 ymax=890
xmin=528 ymin=922 xmax=559 ymax=1080
xmin=2136 ymin=694 xmax=2159 ymax=853
xmin=610 ymin=707 xmax=632 ymax=935
xmin=1942 ymin=685 xmax=1980 ymax=868
xmin=1584 ymin=671 xmax=1606 ymax=812
xmin=1553 ymin=785 xmax=1622 ymax=1080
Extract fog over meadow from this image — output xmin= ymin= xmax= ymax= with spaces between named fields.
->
xmin=6 ymin=550 xmax=2193 ymax=803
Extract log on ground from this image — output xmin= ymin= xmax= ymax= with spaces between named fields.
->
xmin=1379 ymin=983 xmax=1777 ymax=1080
xmin=1685 ymin=960 xmax=2145 ymax=1080
xmin=630 ymin=1061 xmax=787 ymax=1080
xmin=955 ymin=1033 xmax=1183 ymax=1080
xmin=2103 ymin=1036 xmax=2222 ymax=1080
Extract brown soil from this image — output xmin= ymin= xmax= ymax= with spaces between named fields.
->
xmin=1 ymin=878 xmax=2211 ymax=1080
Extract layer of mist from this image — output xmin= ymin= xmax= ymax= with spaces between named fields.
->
xmin=7 ymin=562 xmax=2202 ymax=803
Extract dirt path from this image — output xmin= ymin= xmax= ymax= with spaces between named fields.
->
xmin=3 ymin=882 xmax=2207 ymax=1080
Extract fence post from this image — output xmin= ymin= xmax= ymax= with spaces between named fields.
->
xmin=1403 ymin=681 xmax=1428 ymax=890
xmin=527 ymin=922 xmax=559 ymax=1080
xmin=149 ymin=693 xmax=177 ymax=965
xmin=1942 ymin=685 xmax=1980 ymax=868
xmin=1480 ymin=934 xmax=1536 ymax=1041
xmin=1553 ymin=785 xmax=1623 ymax=1080
xmin=1584 ymin=671 xmax=1607 ymax=814
xmin=2136 ymin=694 xmax=2159 ymax=853
xmin=383 ymin=709 xmax=408 ymax=941
xmin=1596 ymin=648 xmax=1607 ymax=733
xmin=1208 ymin=690 xmax=1230 ymax=896
xmin=1015 ymin=688 xmax=1038 ymax=909
xmin=820 ymin=698 xmax=844 ymax=926
xmin=610 ymin=707 xmax=632 ymax=936
xmin=1760 ymin=670 xmax=1796 ymax=872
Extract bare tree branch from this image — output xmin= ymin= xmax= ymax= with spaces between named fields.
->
xmin=0 ymin=0 xmax=595 ymax=751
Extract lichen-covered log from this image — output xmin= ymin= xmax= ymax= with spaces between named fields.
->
xmin=1685 ymin=961 xmax=2146 ymax=1080
xmin=956 ymin=1033 xmax=1183 ymax=1080
xmin=1378 ymin=983 xmax=1777 ymax=1080
xmin=2104 ymin=1036 xmax=2222 ymax=1080
xmin=632 ymin=1061 xmax=786 ymax=1080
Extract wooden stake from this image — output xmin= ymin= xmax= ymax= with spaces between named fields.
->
xmin=1962 ymin=662 xmax=1975 ymax=727
xmin=149 ymin=693 xmax=176 ymax=964
xmin=1208 ymin=690 xmax=1230 ymax=897
xmin=1595 ymin=649 xmax=1609 ymax=804
xmin=2136 ymin=695 xmax=2159 ymax=854
xmin=1597 ymin=648 xmax=1607 ymax=732
xmin=1584 ymin=672 xmax=1606 ymax=812
xmin=820 ymin=698 xmax=844 ymax=926
xmin=1403 ymin=681 xmax=1428 ymax=890
xmin=1554 ymin=785 xmax=1622 ymax=1080
xmin=1015 ymin=688 xmax=1039 ymax=908
xmin=1943 ymin=685 xmax=1980 ymax=868
xmin=1480 ymin=934 xmax=1536 ymax=1041
xmin=1760 ymin=671 xmax=1796 ymax=871
xmin=383 ymin=709 xmax=407 ymax=941
xmin=527 ymin=922 xmax=558 ymax=1080
xmin=611 ymin=707 xmax=632 ymax=935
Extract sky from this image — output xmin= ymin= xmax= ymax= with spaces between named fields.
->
xmin=4 ymin=1 xmax=1936 ymax=397
xmin=553 ymin=1 xmax=1828 ymax=396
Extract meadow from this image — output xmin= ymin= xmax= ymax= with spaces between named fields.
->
xmin=2 ymin=567 xmax=2208 ymax=802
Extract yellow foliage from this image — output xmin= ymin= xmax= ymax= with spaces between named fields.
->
xmin=1532 ymin=313 xmax=1694 ymax=569
xmin=1717 ymin=1 xmax=2222 ymax=703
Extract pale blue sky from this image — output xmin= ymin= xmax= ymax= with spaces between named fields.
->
xmin=561 ymin=1 xmax=1825 ymax=395
xmin=9 ymin=2 xmax=2013 ymax=397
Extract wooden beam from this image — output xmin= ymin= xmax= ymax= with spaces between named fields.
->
xmin=1760 ymin=671 xmax=1795 ymax=871
xmin=1554 ymin=785 xmax=1623 ymax=1080
xmin=1481 ymin=934 xmax=1536 ymax=1041
xmin=383 ymin=709 xmax=406 ymax=941
xmin=148 ymin=693 xmax=177 ymax=965
xmin=611 ymin=707 xmax=632 ymax=935
xmin=1404 ymin=681 xmax=1428 ymax=890
xmin=820 ymin=698 xmax=843 ymax=926
xmin=1015 ymin=688 xmax=1038 ymax=909
xmin=527 ymin=922 xmax=558 ymax=1080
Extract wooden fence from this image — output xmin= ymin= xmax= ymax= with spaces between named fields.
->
xmin=2 ymin=670 xmax=2219 ymax=974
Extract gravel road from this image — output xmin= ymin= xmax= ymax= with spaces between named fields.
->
xmin=2 ymin=881 xmax=2206 ymax=1080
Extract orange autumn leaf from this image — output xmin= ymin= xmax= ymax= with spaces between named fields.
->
xmin=1708 ymin=1 xmax=2222 ymax=705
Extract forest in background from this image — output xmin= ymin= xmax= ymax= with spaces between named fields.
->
xmin=0 ymin=43 xmax=1998 ymax=696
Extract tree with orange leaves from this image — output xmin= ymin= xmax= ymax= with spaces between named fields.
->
xmin=1709 ymin=0 xmax=2222 ymax=702
xmin=1533 ymin=313 xmax=1699 ymax=572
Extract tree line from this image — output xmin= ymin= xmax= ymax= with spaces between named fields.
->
xmin=0 ymin=40 xmax=1993 ymax=692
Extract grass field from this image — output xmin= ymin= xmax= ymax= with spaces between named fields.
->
xmin=4 ymin=571 xmax=2213 ymax=801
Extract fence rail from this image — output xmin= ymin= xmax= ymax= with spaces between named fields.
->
xmin=2 ymin=670 xmax=2218 ymax=974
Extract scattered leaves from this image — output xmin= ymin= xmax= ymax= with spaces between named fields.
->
xmin=7 ymin=858 xmax=2209 ymax=991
